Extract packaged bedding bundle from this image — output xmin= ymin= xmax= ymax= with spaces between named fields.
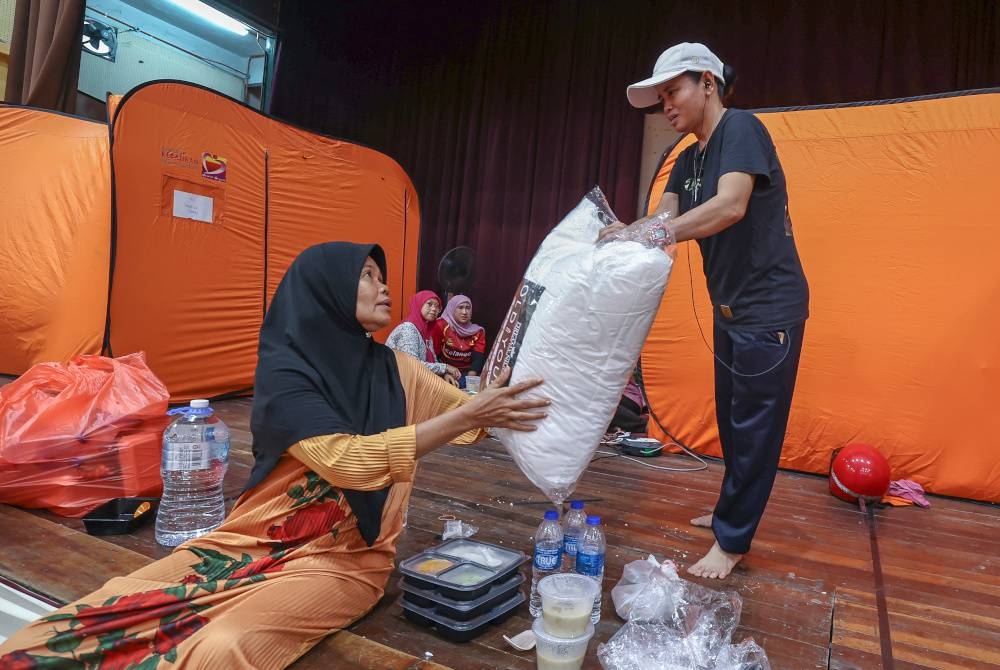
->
xmin=483 ymin=187 xmax=675 ymax=503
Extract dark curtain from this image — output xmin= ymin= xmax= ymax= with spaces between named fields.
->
xmin=272 ymin=0 xmax=1000 ymax=335
xmin=3 ymin=0 xmax=84 ymax=111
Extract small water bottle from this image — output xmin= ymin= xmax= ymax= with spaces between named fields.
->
xmin=575 ymin=515 xmax=606 ymax=623
xmin=155 ymin=399 xmax=230 ymax=547
xmin=529 ymin=509 xmax=564 ymax=617
xmin=561 ymin=501 xmax=587 ymax=572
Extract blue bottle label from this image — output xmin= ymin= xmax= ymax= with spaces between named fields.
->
xmin=563 ymin=535 xmax=579 ymax=556
xmin=533 ymin=546 xmax=562 ymax=571
xmin=575 ymin=551 xmax=604 ymax=577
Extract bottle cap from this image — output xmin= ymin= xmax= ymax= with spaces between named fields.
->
xmin=190 ymin=399 xmax=210 ymax=409
xmin=570 ymin=500 xmax=584 ymax=510
xmin=544 ymin=510 xmax=559 ymax=521
xmin=586 ymin=515 xmax=601 ymax=525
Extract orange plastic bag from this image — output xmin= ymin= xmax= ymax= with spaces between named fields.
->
xmin=0 ymin=353 xmax=170 ymax=517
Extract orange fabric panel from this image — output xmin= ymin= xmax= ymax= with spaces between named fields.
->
xmin=0 ymin=106 xmax=110 ymax=374
xmin=642 ymin=92 xmax=1000 ymax=503
xmin=263 ymin=120 xmax=420 ymax=342
xmin=108 ymin=83 xmax=420 ymax=400
xmin=108 ymin=86 xmax=266 ymax=400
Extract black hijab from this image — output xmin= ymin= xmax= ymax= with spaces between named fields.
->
xmin=246 ymin=242 xmax=406 ymax=546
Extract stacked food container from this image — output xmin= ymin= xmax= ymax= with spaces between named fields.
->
xmin=533 ymin=573 xmax=599 ymax=669
xmin=399 ymin=538 xmax=528 ymax=642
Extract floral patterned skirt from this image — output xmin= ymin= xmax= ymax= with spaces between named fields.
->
xmin=0 ymin=457 xmax=408 ymax=670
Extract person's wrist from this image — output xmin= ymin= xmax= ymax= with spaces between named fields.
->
xmin=456 ymin=401 xmax=478 ymax=432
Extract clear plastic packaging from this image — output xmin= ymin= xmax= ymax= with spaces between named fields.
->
xmin=598 ymin=210 xmax=677 ymax=250
xmin=483 ymin=187 xmax=675 ymax=503
xmin=598 ymin=555 xmax=771 ymax=670
xmin=441 ymin=518 xmax=479 ymax=541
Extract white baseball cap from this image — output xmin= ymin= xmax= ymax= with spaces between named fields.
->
xmin=626 ymin=42 xmax=725 ymax=108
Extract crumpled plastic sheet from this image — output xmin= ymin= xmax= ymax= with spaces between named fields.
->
xmin=441 ymin=518 xmax=478 ymax=540
xmin=598 ymin=556 xmax=771 ymax=670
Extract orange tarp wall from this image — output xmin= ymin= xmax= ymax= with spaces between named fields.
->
xmin=642 ymin=91 xmax=1000 ymax=503
xmin=0 ymin=106 xmax=110 ymax=374
xmin=107 ymin=82 xmax=420 ymax=400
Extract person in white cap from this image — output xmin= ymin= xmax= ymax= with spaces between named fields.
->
xmin=604 ymin=43 xmax=809 ymax=579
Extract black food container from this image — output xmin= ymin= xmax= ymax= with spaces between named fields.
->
xmin=399 ymin=572 xmax=524 ymax=621
xmin=82 ymin=497 xmax=159 ymax=535
xmin=399 ymin=591 xmax=525 ymax=642
xmin=399 ymin=539 xmax=527 ymax=601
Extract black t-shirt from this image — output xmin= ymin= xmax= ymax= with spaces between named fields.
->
xmin=665 ymin=109 xmax=809 ymax=331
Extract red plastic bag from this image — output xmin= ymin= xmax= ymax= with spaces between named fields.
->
xmin=0 ymin=353 xmax=170 ymax=516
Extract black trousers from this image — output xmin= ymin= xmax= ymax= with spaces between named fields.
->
xmin=711 ymin=321 xmax=805 ymax=554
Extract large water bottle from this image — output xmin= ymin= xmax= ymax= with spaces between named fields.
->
xmin=529 ymin=509 xmax=564 ymax=617
xmin=574 ymin=515 xmax=606 ymax=623
xmin=155 ymin=399 xmax=230 ymax=547
xmin=561 ymin=500 xmax=587 ymax=572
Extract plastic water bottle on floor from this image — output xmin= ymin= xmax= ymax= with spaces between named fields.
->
xmin=529 ymin=509 xmax=564 ymax=617
xmin=575 ymin=515 xmax=605 ymax=623
xmin=561 ymin=500 xmax=587 ymax=572
xmin=155 ymin=399 xmax=230 ymax=547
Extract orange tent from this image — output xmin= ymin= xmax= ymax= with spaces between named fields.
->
xmin=0 ymin=83 xmax=419 ymax=400
xmin=0 ymin=106 xmax=110 ymax=374
xmin=104 ymin=82 xmax=420 ymax=400
xmin=641 ymin=90 xmax=1000 ymax=503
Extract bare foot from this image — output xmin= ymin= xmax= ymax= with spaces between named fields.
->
xmin=687 ymin=541 xmax=743 ymax=579
xmin=690 ymin=513 xmax=713 ymax=528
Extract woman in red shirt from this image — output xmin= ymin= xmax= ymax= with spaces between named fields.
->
xmin=433 ymin=295 xmax=487 ymax=378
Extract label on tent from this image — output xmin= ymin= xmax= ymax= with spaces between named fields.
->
xmin=164 ymin=442 xmax=210 ymax=471
xmin=173 ymin=190 xmax=214 ymax=223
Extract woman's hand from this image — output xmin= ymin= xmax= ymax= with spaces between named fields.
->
xmin=445 ymin=364 xmax=461 ymax=379
xmin=414 ymin=367 xmax=547 ymax=456
xmin=463 ymin=367 xmax=548 ymax=432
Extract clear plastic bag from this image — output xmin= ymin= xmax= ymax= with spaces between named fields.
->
xmin=598 ymin=210 xmax=677 ymax=251
xmin=0 ymin=353 xmax=169 ymax=516
xmin=483 ymin=188 xmax=674 ymax=503
xmin=599 ymin=555 xmax=770 ymax=670
xmin=441 ymin=518 xmax=478 ymax=540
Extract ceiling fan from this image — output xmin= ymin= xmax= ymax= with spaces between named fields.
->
xmin=81 ymin=18 xmax=117 ymax=62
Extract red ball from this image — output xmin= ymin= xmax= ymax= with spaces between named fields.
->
xmin=829 ymin=443 xmax=891 ymax=503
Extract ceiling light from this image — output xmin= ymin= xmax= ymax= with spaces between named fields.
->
xmin=166 ymin=0 xmax=249 ymax=36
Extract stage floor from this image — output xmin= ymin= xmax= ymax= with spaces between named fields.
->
xmin=2 ymin=394 xmax=999 ymax=669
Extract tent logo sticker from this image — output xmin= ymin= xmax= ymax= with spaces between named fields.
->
xmin=201 ymin=153 xmax=228 ymax=181
xmin=161 ymin=147 xmax=196 ymax=169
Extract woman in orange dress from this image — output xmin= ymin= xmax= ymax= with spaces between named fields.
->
xmin=0 ymin=242 xmax=547 ymax=670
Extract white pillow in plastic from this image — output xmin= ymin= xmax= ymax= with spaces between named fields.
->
xmin=483 ymin=187 xmax=674 ymax=503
